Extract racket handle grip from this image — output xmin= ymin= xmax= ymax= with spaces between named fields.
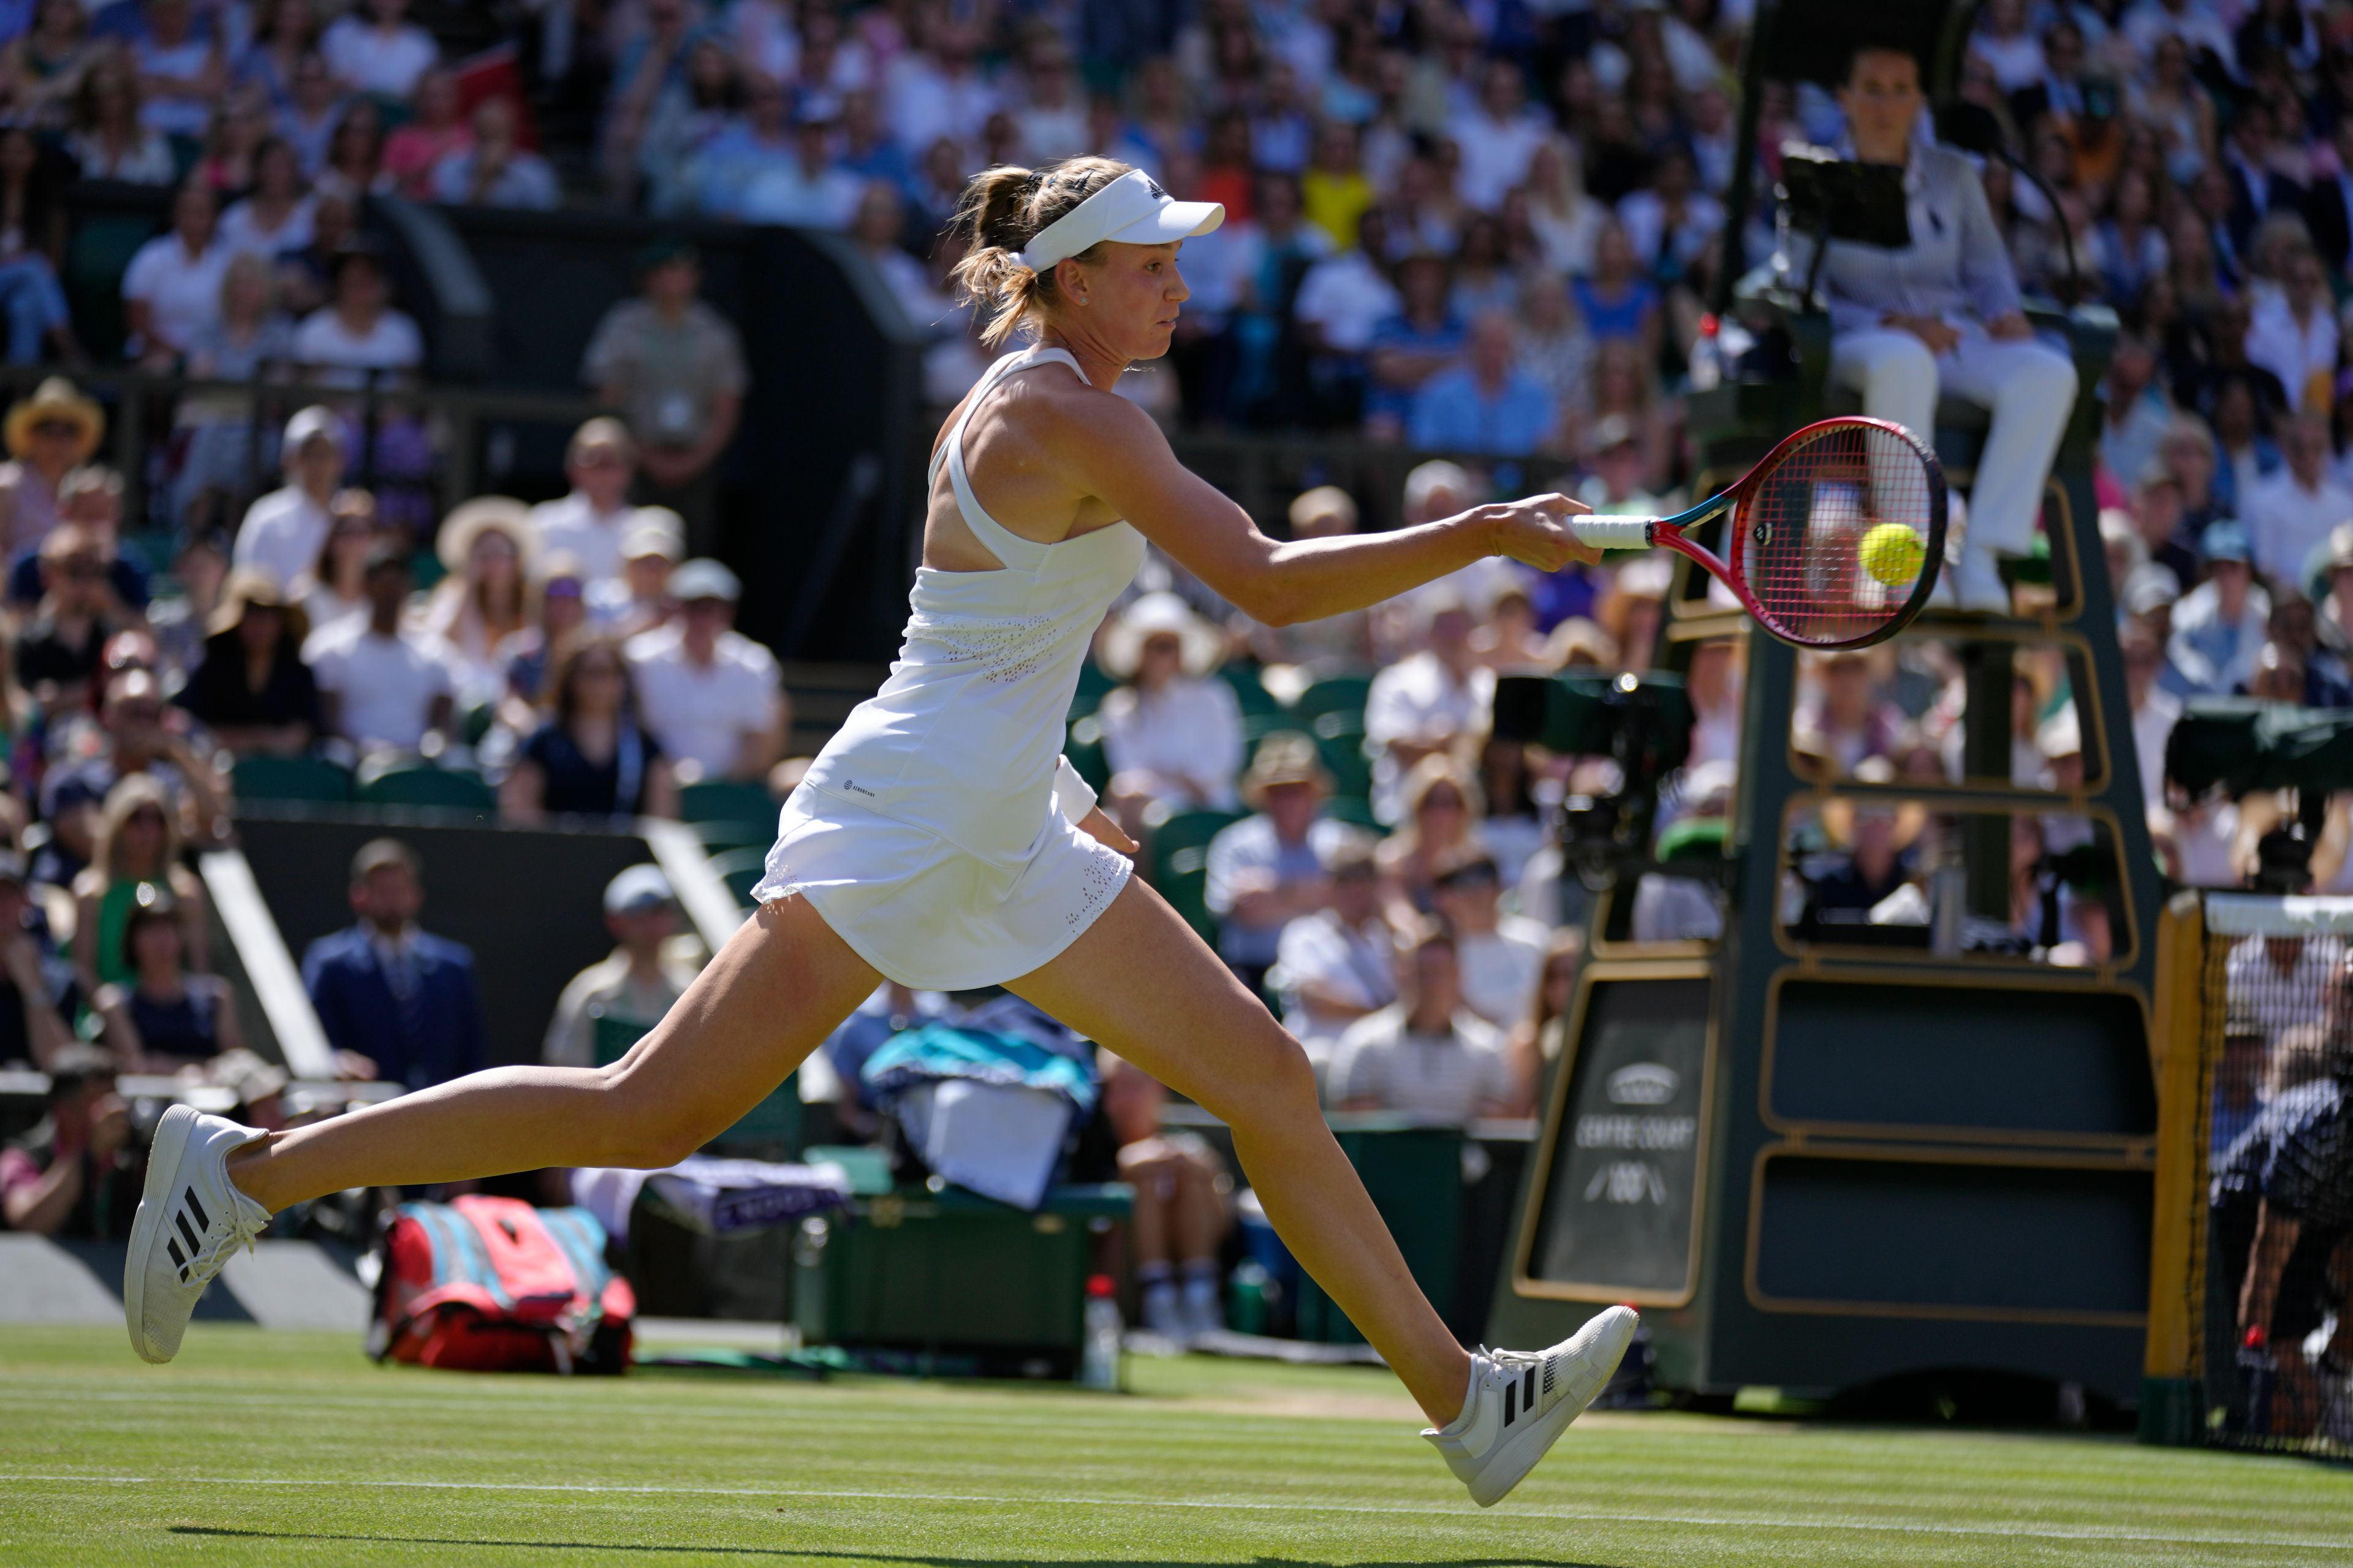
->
xmin=1570 ymin=515 xmax=1656 ymax=550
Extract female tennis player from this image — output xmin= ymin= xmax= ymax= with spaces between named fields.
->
xmin=125 ymin=157 xmax=1635 ymax=1507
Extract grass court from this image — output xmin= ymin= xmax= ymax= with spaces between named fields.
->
xmin=0 ymin=1325 xmax=2347 ymax=1567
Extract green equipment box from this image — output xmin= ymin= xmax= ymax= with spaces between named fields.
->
xmin=793 ymin=1182 xmax=1132 ymax=1377
xmin=1293 ymin=1119 xmax=1464 ymax=1344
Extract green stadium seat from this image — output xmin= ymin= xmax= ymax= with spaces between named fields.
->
xmin=354 ymin=761 xmax=496 ymax=812
xmin=1314 ymin=730 xmax=1374 ymax=805
xmin=1067 ymin=658 xmax=1115 ymax=722
xmin=1322 ymin=795 xmax=1380 ymax=830
xmin=1292 ymin=674 xmax=1373 ymax=729
xmin=1145 ymin=805 xmax=1245 ymax=943
xmin=231 ymin=754 xmax=354 ymax=805
xmin=691 ymin=817 xmax=775 ymax=853
xmin=1218 ymin=662 xmax=1286 ymax=732
xmin=676 ymin=779 xmax=778 ymax=830
xmin=705 ymin=844 xmax=771 ymax=906
xmin=1065 ymin=713 xmax=1110 ymax=794
xmin=65 ymin=214 xmax=161 ymax=360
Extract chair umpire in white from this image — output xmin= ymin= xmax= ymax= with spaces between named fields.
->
xmin=1817 ymin=43 xmax=2080 ymax=612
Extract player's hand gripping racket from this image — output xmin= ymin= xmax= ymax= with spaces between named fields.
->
xmin=1571 ymin=417 xmax=1946 ymax=651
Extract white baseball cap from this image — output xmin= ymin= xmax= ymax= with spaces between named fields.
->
xmin=1019 ymin=169 xmax=1223 ymax=273
xmin=669 ymin=557 xmax=741 ymax=603
xmin=621 ymin=507 xmax=685 ymax=562
xmin=283 ymin=405 xmax=344 ymax=451
xmin=604 ymin=863 xmax=676 ymax=915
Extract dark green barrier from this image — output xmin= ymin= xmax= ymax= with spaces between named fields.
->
xmin=794 ymin=1183 xmax=1132 ymax=1377
xmin=1291 ymin=1118 xmax=1464 ymax=1344
xmin=235 ymin=811 xmax=662 ymax=1070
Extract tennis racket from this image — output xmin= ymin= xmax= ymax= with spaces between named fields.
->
xmin=1568 ymin=416 xmax=1947 ymax=651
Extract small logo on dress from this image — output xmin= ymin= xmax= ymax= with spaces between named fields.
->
xmin=842 ymin=779 xmax=877 ymax=798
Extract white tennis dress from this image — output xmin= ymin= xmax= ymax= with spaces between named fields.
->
xmin=751 ymin=346 xmax=1146 ymax=989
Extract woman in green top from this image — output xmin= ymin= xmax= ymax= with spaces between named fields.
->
xmin=72 ymin=775 xmax=208 ymax=993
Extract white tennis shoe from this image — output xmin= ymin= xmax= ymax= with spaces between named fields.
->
xmin=124 ymin=1104 xmax=271 ymax=1364
xmin=1423 ymin=1306 xmax=1638 ymax=1507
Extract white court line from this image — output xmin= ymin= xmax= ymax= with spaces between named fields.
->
xmin=0 ymin=1471 xmax=2345 ymax=1553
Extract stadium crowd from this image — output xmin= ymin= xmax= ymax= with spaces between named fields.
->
xmin=5 ymin=0 xmax=2353 ymax=1319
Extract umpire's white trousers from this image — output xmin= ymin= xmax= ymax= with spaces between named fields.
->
xmin=1830 ymin=327 xmax=2080 ymax=558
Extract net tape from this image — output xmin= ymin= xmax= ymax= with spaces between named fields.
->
xmin=2205 ymin=893 xmax=2353 ymax=937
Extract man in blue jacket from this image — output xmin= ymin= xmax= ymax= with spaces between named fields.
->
xmin=302 ymin=838 xmax=486 ymax=1089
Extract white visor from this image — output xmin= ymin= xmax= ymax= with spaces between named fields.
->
xmin=1017 ymin=169 xmax=1224 ymax=272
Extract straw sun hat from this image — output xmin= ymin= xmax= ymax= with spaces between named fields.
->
xmin=1240 ymin=732 xmax=1333 ymax=808
xmin=207 ymin=567 xmax=309 ymax=645
xmin=1100 ymin=591 xmax=1224 ymax=680
xmin=437 ymin=496 xmax=539 ymax=578
xmin=4 ymin=378 xmax=103 ymax=463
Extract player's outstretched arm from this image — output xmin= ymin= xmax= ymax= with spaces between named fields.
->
xmin=1063 ymin=396 xmax=1601 ymax=626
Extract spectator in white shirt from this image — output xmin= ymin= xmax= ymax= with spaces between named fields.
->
xmin=1204 ymin=734 xmax=1366 ymax=987
xmin=1096 ymin=591 xmax=1246 ymax=838
xmin=2122 ymin=618 xmax=2180 ymax=811
xmin=530 ymin=419 xmax=639 ymax=591
xmin=294 ymin=487 xmax=377 ymax=638
xmin=2097 ymin=333 xmax=2174 ymax=490
xmin=304 ymin=543 xmax=456 ymax=753
xmin=232 ymin=406 xmax=344 ymax=589
xmin=1615 ymin=146 xmax=1724 ymax=286
xmin=321 ymin=0 xmax=440 ymax=102
xmin=2121 ymin=0 xmax=2234 ymax=66
xmin=275 ymin=51 xmax=344 ymax=181
xmin=2223 ymin=931 xmax=2345 ymax=1043
xmin=217 ymin=139 xmax=317 ymax=260
xmin=1012 ymin=45 xmax=1087 ymax=163
xmin=2241 ymin=409 xmax=2351 ymax=586
xmin=1387 ymin=460 xmax=1527 ymax=645
xmin=1273 ymin=844 xmax=1398 ymax=1078
xmin=2170 ymin=521 xmax=2273 ymax=694
xmin=2244 ymin=245 xmax=2340 ymax=412
xmin=1328 ymin=924 xmax=1518 ymax=1124
xmin=132 ymin=0 xmax=225 ymax=141
xmin=292 ymin=246 xmax=425 ymax=389
xmin=739 ymin=109 xmax=865 ymax=229
xmin=625 ymin=558 xmax=787 ymax=781
xmin=1448 ymin=59 xmax=1549 ymax=212
xmin=67 ymin=53 xmax=178 ymax=185
xmin=599 ymin=508 xmax=684 ymax=635
xmin=431 ymin=97 xmax=561 ymax=211
xmin=1294 ymin=206 xmax=1401 ymax=358
xmin=541 ymin=866 xmax=699 ymax=1069
xmin=122 ymin=181 xmax=230 ymax=369
xmin=1431 ymin=854 xmax=1548 ymax=1029
xmin=885 ymin=21 xmax=996 ymax=159
xmin=1366 ymin=594 xmax=1495 ymax=822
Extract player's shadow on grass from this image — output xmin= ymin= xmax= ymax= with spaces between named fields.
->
xmin=170 ymin=1526 xmax=1611 ymax=1566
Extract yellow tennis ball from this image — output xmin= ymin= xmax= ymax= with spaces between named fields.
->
xmin=1859 ymin=523 xmax=1925 ymax=587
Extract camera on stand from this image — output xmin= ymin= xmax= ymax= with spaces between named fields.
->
xmin=1491 ymin=672 xmax=1701 ymax=893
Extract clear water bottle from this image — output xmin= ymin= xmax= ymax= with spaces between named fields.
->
xmin=1078 ymin=1274 xmax=1123 ymax=1391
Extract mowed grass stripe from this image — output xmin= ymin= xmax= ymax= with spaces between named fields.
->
xmin=2 ymin=1469 xmax=2351 ymax=1553
xmin=10 ymin=1381 xmax=2344 ymax=1532
xmin=6 ymin=1327 xmax=2351 ymax=1567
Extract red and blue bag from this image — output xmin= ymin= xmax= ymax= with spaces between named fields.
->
xmin=369 ymin=1195 xmax=635 ymax=1374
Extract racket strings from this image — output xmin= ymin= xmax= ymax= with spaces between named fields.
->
xmin=1735 ymin=422 xmax=1937 ymax=646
